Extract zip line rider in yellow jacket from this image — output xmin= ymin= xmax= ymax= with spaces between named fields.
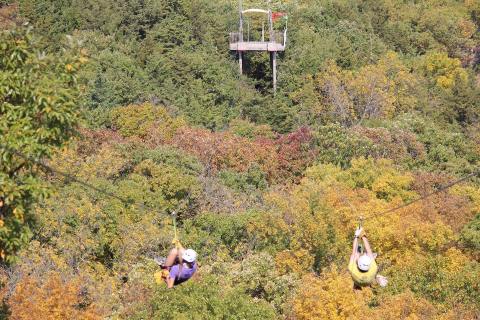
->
xmin=348 ymin=227 xmax=378 ymax=289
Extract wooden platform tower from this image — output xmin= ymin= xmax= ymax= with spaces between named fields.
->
xmin=229 ymin=0 xmax=287 ymax=94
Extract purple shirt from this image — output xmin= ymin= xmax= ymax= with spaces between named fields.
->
xmin=169 ymin=262 xmax=197 ymax=285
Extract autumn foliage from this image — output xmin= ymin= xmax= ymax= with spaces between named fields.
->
xmin=1 ymin=102 xmax=478 ymax=319
xmin=7 ymin=273 xmax=101 ymax=320
xmin=1 ymin=0 xmax=479 ymax=319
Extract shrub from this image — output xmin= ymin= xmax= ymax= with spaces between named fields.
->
xmin=314 ymin=124 xmax=375 ymax=168
xmin=130 ymin=276 xmax=276 ymax=320
xmin=293 ymin=269 xmax=372 ymax=320
xmin=460 ymin=214 xmax=480 ymax=257
xmin=218 ymin=165 xmax=268 ymax=192
xmin=131 ymin=145 xmax=203 ymax=176
xmin=110 ymin=103 xmax=185 ymax=140
xmin=387 ymin=249 xmax=480 ymax=309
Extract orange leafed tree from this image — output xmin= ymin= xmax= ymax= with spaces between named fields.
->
xmin=8 ymin=273 xmax=102 ymax=320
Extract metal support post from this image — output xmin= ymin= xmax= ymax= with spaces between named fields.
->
xmin=239 ymin=51 xmax=243 ymax=75
xmin=271 ymin=51 xmax=277 ymax=94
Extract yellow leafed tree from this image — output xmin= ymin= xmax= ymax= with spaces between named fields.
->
xmin=293 ymin=268 xmax=372 ymax=320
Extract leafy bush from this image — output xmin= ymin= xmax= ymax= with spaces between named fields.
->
xmin=461 ymin=214 xmax=480 ymax=255
xmin=314 ymin=124 xmax=375 ymax=168
xmin=131 ymin=145 xmax=203 ymax=176
xmin=387 ymin=249 xmax=480 ymax=309
xmin=420 ymin=51 xmax=469 ymax=90
xmin=110 ymin=103 xmax=185 ymax=139
xmin=232 ymin=252 xmax=299 ymax=313
xmin=219 ymin=165 xmax=268 ymax=192
xmin=183 ymin=212 xmax=254 ymax=260
xmin=228 ymin=119 xmax=275 ymax=139
xmin=390 ymin=114 xmax=479 ymax=175
xmin=82 ymin=50 xmax=150 ymax=110
xmin=130 ymin=276 xmax=276 ymax=320
xmin=293 ymin=268 xmax=372 ymax=319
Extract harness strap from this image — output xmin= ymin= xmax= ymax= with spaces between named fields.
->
xmin=176 ymin=262 xmax=183 ymax=283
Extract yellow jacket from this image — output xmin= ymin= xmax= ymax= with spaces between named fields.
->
xmin=348 ymin=259 xmax=378 ymax=286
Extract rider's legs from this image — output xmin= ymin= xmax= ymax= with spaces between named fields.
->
xmin=164 ymin=247 xmax=185 ymax=268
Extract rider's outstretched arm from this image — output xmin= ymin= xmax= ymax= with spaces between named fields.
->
xmin=362 ymin=236 xmax=374 ymax=259
xmin=350 ymin=236 xmax=358 ymax=264
xmin=166 ymin=276 xmax=175 ymax=288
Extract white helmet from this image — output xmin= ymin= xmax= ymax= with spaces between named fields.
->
xmin=357 ymin=254 xmax=372 ymax=271
xmin=182 ymin=249 xmax=197 ymax=263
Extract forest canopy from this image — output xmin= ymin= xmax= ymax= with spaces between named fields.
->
xmin=0 ymin=0 xmax=479 ymax=319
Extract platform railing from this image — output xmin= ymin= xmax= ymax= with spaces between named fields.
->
xmin=229 ymin=30 xmax=285 ymax=45
xmin=271 ymin=31 xmax=284 ymax=46
xmin=229 ymin=32 xmax=242 ymax=43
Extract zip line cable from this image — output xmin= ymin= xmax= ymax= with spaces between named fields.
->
xmin=0 ymin=143 xmax=169 ymax=216
xmin=2 ymin=143 xmax=480 ymax=224
xmin=362 ymin=168 xmax=480 ymax=222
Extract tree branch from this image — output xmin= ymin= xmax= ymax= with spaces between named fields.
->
xmin=8 ymin=161 xmax=26 ymax=177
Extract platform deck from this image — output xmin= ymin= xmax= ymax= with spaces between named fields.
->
xmin=229 ymin=41 xmax=285 ymax=52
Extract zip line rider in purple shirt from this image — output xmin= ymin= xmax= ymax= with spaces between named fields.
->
xmin=157 ymin=242 xmax=198 ymax=288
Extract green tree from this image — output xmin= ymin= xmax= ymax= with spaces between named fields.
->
xmin=131 ymin=276 xmax=277 ymax=320
xmin=0 ymin=28 xmax=83 ymax=262
xmin=461 ymin=214 xmax=480 ymax=254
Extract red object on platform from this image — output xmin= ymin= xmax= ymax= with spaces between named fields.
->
xmin=272 ymin=12 xmax=286 ymax=22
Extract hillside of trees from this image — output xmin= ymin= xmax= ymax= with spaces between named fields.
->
xmin=1 ymin=0 xmax=479 ymax=319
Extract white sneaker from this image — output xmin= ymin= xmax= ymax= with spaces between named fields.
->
xmin=376 ymin=275 xmax=388 ymax=287
xmin=154 ymin=256 xmax=167 ymax=266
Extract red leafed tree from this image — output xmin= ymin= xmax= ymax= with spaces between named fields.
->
xmin=172 ymin=127 xmax=278 ymax=178
xmin=172 ymin=127 xmax=317 ymax=183
xmin=274 ymin=127 xmax=317 ymax=183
